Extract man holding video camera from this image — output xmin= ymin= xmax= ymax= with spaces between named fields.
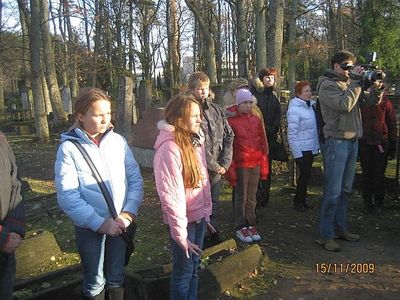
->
xmin=316 ymin=50 xmax=364 ymax=252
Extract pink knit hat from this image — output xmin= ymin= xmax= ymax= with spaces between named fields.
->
xmin=236 ymin=88 xmax=255 ymax=106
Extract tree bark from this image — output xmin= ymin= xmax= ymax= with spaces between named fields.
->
xmin=29 ymin=0 xmax=50 ymax=142
xmin=40 ymin=0 xmax=67 ymax=125
xmin=185 ymin=0 xmax=217 ymax=84
xmin=267 ymin=0 xmax=284 ymax=87
xmin=64 ymin=1 xmax=78 ymax=98
xmin=288 ymin=0 xmax=298 ymax=97
xmin=255 ymin=0 xmax=267 ymax=71
xmin=0 ymin=2 xmax=4 ymax=119
xmin=236 ymin=0 xmax=248 ymax=78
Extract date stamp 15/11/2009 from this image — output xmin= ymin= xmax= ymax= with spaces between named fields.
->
xmin=315 ymin=263 xmax=376 ymax=274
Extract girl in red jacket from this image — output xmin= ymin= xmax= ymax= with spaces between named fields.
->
xmin=226 ymin=88 xmax=269 ymax=243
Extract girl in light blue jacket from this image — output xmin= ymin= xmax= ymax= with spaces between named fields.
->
xmin=55 ymin=88 xmax=143 ymax=300
xmin=287 ymin=81 xmax=319 ymax=212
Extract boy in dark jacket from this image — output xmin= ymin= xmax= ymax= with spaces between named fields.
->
xmin=359 ymin=81 xmax=398 ymax=213
xmin=188 ymin=72 xmax=234 ymax=243
xmin=0 ymin=132 xmax=26 ymax=300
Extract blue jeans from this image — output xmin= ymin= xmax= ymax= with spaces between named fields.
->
xmin=170 ymin=219 xmax=206 ymax=300
xmin=75 ymin=226 xmax=126 ymax=297
xmin=0 ymin=253 xmax=15 ymax=300
xmin=319 ymin=138 xmax=358 ymax=239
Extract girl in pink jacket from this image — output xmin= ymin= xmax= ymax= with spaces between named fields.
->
xmin=153 ymin=94 xmax=213 ymax=300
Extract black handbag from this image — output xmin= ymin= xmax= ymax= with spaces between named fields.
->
xmin=69 ymin=140 xmax=136 ymax=266
xmin=270 ymin=124 xmax=289 ymax=162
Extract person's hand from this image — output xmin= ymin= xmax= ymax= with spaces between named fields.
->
xmin=206 ymin=222 xmax=217 ymax=234
xmin=115 ymin=216 xmax=130 ymax=230
xmin=349 ymin=65 xmax=364 ymax=81
xmin=217 ymin=166 xmax=226 ymax=175
xmin=2 ymin=232 xmax=22 ymax=253
xmin=98 ymin=218 xmax=124 ymax=236
xmin=116 ymin=212 xmax=136 ymax=230
xmin=177 ymin=238 xmax=202 ymax=258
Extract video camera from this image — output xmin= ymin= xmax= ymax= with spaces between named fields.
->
xmin=341 ymin=51 xmax=386 ymax=90
xmin=360 ymin=51 xmax=386 ymax=88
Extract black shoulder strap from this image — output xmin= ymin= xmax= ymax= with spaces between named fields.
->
xmin=68 ymin=139 xmax=118 ymax=219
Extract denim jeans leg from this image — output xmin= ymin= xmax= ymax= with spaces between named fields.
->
xmin=170 ymin=220 xmax=206 ymax=300
xmin=334 ymin=140 xmax=358 ymax=232
xmin=188 ymin=220 xmax=206 ymax=300
xmin=75 ymin=226 xmax=106 ymax=297
xmin=0 ymin=253 xmax=15 ymax=300
xmin=104 ymin=235 xmax=126 ymax=288
xmin=319 ymin=139 xmax=352 ymax=239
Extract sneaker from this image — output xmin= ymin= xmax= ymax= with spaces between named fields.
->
xmin=248 ymin=226 xmax=261 ymax=241
xmin=236 ymin=227 xmax=253 ymax=243
xmin=336 ymin=230 xmax=360 ymax=242
xmin=316 ymin=238 xmax=341 ymax=252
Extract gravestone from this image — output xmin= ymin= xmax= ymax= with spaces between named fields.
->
xmin=15 ymin=230 xmax=62 ymax=278
xmin=61 ymin=86 xmax=72 ymax=114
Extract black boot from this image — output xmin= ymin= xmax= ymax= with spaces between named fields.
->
xmin=83 ymin=289 xmax=105 ymax=300
xmin=107 ymin=286 xmax=124 ymax=300
xmin=363 ymin=196 xmax=373 ymax=214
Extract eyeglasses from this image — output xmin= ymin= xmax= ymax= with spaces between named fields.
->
xmin=340 ymin=63 xmax=354 ymax=71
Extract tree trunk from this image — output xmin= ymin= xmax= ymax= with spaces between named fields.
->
xmin=287 ymin=0 xmax=298 ymax=97
xmin=169 ymin=0 xmax=180 ymax=89
xmin=18 ymin=0 xmax=34 ymax=117
xmin=185 ymin=0 xmax=217 ymax=84
xmin=64 ymin=1 xmax=78 ymax=98
xmin=255 ymin=0 xmax=267 ymax=71
xmin=236 ymin=0 xmax=248 ymax=78
xmin=0 ymin=68 xmax=4 ymax=119
xmin=40 ymin=0 xmax=67 ymax=125
xmin=41 ymin=71 xmax=52 ymax=114
xmin=29 ymin=0 xmax=50 ymax=143
xmin=267 ymin=0 xmax=284 ymax=87
xmin=0 ymin=2 xmax=4 ymax=119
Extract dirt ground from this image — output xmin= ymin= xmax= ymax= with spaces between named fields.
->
xmin=215 ymin=167 xmax=400 ymax=300
xmin=4 ymin=129 xmax=399 ymax=300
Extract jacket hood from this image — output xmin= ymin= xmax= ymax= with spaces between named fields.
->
xmin=60 ymin=127 xmax=113 ymax=143
xmin=317 ymin=69 xmax=348 ymax=92
xmin=154 ymin=120 xmax=205 ymax=151
xmin=154 ymin=120 xmax=175 ymax=151
xmin=251 ymin=77 xmax=265 ymax=93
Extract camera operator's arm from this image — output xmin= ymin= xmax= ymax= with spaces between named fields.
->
xmin=318 ymin=78 xmax=362 ymax=113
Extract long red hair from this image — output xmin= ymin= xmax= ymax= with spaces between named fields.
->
xmin=164 ymin=94 xmax=202 ymax=189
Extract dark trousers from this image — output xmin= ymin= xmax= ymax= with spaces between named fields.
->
xmin=359 ymin=142 xmax=388 ymax=206
xmin=294 ymin=151 xmax=314 ymax=205
xmin=0 ymin=252 xmax=16 ymax=300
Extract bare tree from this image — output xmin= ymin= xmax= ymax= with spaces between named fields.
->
xmin=167 ymin=0 xmax=181 ymax=90
xmin=287 ymin=0 xmax=298 ymax=96
xmin=255 ymin=0 xmax=267 ymax=71
xmin=267 ymin=0 xmax=284 ymax=87
xmin=0 ymin=0 xmax=4 ymax=118
xmin=40 ymin=0 xmax=67 ymax=125
xmin=185 ymin=0 xmax=217 ymax=84
xmin=29 ymin=0 xmax=50 ymax=142
xmin=236 ymin=0 xmax=248 ymax=77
